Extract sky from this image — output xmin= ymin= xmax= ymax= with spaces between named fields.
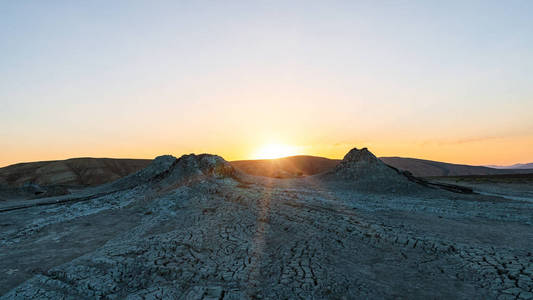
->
xmin=1 ymin=0 xmax=532 ymax=167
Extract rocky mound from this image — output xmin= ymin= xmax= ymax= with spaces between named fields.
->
xmin=334 ymin=147 xmax=400 ymax=179
xmin=97 ymin=153 xmax=238 ymax=193
xmin=2 ymin=149 xmax=532 ymax=298
xmin=319 ymin=147 xmax=418 ymax=192
xmin=98 ymin=155 xmax=177 ymax=192
xmin=155 ymin=154 xmax=238 ymax=190
xmin=0 ymin=154 xmax=239 ymax=212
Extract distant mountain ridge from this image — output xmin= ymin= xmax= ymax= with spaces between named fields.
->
xmin=0 ymin=158 xmax=152 ymax=187
xmin=231 ymin=155 xmax=340 ymax=178
xmin=233 ymin=155 xmax=533 ymax=178
xmin=380 ymin=157 xmax=533 ymax=177
xmin=1 ymin=155 xmax=532 ymax=189
xmin=486 ymin=163 xmax=533 ymax=169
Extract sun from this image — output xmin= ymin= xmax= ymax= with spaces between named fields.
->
xmin=253 ymin=143 xmax=300 ymax=160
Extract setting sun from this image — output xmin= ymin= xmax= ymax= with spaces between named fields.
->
xmin=2 ymin=2 xmax=533 ymax=298
xmin=252 ymin=143 xmax=301 ymax=160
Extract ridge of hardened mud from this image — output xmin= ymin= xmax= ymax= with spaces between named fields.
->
xmin=0 ymin=155 xmax=236 ymax=213
xmin=385 ymin=164 xmax=474 ymax=194
xmin=0 ymin=159 xmax=180 ymax=213
xmin=0 ymin=191 xmax=114 ymax=213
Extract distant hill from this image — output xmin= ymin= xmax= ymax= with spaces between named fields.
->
xmin=2 ymin=155 xmax=532 ymax=189
xmin=486 ymin=163 xmax=533 ymax=169
xmin=230 ymin=155 xmax=340 ymax=178
xmin=380 ymin=157 xmax=533 ymax=177
xmin=0 ymin=158 xmax=152 ymax=187
xmin=232 ymin=155 xmax=533 ymax=178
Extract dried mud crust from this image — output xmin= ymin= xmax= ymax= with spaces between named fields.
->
xmin=1 ymin=181 xmax=532 ymax=299
xmin=1 ymin=152 xmax=532 ymax=299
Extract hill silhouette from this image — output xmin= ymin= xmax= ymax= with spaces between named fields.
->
xmin=2 ymin=147 xmax=531 ymax=298
xmin=380 ymin=157 xmax=533 ymax=177
xmin=230 ymin=155 xmax=340 ymax=178
xmin=2 ymin=155 xmax=533 ymax=191
xmin=0 ymin=158 xmax=151 ymax=187
xmin=232 ymin=155 xmax=533 ymax=178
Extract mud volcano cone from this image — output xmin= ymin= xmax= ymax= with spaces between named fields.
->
xmin=323 ymin=147 xmax=416 ymax=192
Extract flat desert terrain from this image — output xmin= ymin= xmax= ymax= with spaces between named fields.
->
xmin=0 ymin=148 xmax=532 ymax=299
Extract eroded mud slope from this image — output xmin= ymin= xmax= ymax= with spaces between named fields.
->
xmin=1 ymin=148 xmax=532 ymax=299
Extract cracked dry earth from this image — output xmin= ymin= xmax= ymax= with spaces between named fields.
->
xmin=1 ymin=153 xmax=533 ymax=299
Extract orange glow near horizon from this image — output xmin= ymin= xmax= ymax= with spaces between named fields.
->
xmin=2 ymin=133 xmax=532 ymax=168
xmin=1 ymin=2 xmax=533 ymax=169
xmin=251 ymin=143 xmax=302 ymax=160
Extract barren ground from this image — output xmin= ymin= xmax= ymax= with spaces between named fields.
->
xmin=1 ymin=153 xmax=532 ymax=299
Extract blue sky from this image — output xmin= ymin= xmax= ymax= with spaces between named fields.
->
xmin=1 ymin=1 xmax=532 ymax=166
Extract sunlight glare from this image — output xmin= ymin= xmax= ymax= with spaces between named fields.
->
xmin=253 ymin=143 xmax=300 ymax=159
